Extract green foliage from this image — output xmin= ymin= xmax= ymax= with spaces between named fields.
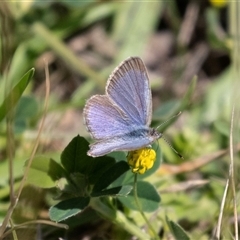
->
xmin=27 ymin=136 xmax=160 ymax=222
xmin=0 ymin=1 xmax=237 ymax=239
xmin=49 ymin=196 xmax=90 ymax=222
xmin=166 ymin=216 xmax=190 ymax=240
xmin=14 ymin=96 xmax=38 ymax=133
xmin=0 ymin=68 xmax=34 ymax=122
xmin=119 ymin=181 xmax=161 ymax=212
xmin=91 ymin=186 xmax=133 ymax=198
xmin=92 ymin=161 xmax=130 ymax=192
xmin=61 ymin=135 xmax=116 ymax=184
xmin=26 ymin=156 xmax=66 ymax=189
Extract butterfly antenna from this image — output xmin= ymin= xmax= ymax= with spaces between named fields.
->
xmin=162 ymin=135 xmax=184 ymax=159
xmin=156 ymin=111 xmax=182 ymax=130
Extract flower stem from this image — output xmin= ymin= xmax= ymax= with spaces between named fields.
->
xmin=133 ymin=173 xmax=160 ymax=240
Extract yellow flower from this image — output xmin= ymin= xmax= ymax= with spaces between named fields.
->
xmin=209 ymin=0 xmax=227 ymax=8
xmin=127 ymin=148 xmax=156 ymax=174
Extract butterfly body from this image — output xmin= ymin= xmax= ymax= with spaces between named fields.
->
xmin=83 ymin=57 xmax=161 ymax=157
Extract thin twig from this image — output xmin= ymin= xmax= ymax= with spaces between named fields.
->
xmin=229 ymin=105 xmax=238 ymax=240
xmin=214 ymin=105 xmax=238 ymax=240
xmin=215 ymin=178 xmax=229 ymax=240
xmin=1 ymin=220 xmax=68 ymax=239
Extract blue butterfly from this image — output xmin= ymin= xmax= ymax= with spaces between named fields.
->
xmin=83 ymin=57 xmax=162 ymax=157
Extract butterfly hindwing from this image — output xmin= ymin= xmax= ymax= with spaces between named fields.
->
xmin=88 ymin=131 xmax=153 ymax=157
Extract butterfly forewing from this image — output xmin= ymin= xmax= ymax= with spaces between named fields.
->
xmin=106 ymin=57 xmax=152 ymax=126
xmin=83 ymin=95 xmax=136 ymax=140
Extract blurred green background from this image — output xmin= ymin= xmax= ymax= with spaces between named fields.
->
xmin=1 ymin=0 xmax=239 ymax=239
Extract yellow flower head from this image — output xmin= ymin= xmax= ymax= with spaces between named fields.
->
xmin=209 ymin=0 xmax=227 ymax=8
xmin=127 ymin=148 xmax=156 ymax=174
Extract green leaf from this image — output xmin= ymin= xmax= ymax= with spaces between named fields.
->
xmin=14 ymin=96 xmax=38 ymax=133
xmin=15 ymin=96 xmax=38 ymax=120
xmin=107 ymin=151 xmax=127 ymax=161
xmin=0 ymin=44 xmax=34 ymax=97
xmin=49 ymin=197 xmax=90 ymax=222
xmin=63 ymin=208 xmax=100 ymax=228
xmin=61 ymin=135 xmax=90 ymax=173
xmin=61 ymin=135 xmax=115 ymax=184
xmin=26 ymin=156 xmax=66 ymax=188
xmin=91 ymin=185 xmax=132 ymax=197
xmin=0 ymin=68 xmax=34 ymax=122
xmin=0 ymin=157 xmax=26 ymax=187
xmin=87 ymin=155 xmax=116 ymax=184
xmin=92 ymin=161 xmax=130 ymax=193
xmin=166 ymin=216 xmax=190 ymax=240
xmin=119 ymin=181 xmax=161 ymax=212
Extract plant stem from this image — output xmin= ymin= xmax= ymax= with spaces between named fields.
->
xmin=133 ymin=173 xmax=160 ymax=240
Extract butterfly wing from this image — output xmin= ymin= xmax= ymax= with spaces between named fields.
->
xmin=83 ymin=57 xmax=154 ymax=157
xmin=88 ymin=132 xmax=153 ymax=157
xmin=83 ymin=95 xmax=136 ymax=140
xmin=106 ymin=57 xmax=152 ymax=126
